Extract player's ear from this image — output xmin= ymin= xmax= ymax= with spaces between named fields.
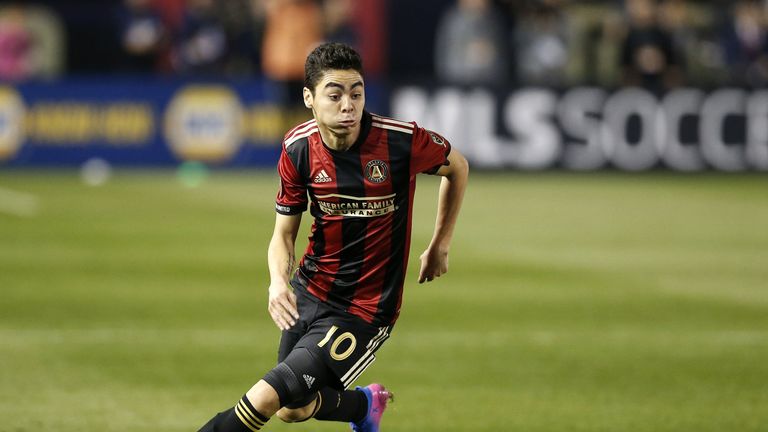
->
xmin=303 ymin=87 xmax=313 ymax=109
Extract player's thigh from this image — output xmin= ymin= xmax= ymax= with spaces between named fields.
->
xmin=276 ymin=291 xmax=318 ymax=363
xmin=297 ymin=313 xmax=392 ymax=390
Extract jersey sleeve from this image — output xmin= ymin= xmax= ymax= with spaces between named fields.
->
xmin=275 ymin=145 xmax=308 ymax=215
xmin=410 ymin=125 xmax=452 ymax=175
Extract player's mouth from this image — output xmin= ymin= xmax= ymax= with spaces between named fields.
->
xmin=337 ymin=119 xmax=357 ymax=128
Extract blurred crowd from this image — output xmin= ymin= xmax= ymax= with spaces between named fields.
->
xmin=435 ymin=0 xmax=768 ymax=90
xmin=2 ymin=0 xmax=768 ymax=90
xmin=0 ymin=0 xmax=367 ymax=86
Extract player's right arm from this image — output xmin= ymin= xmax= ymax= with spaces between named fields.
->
xmin=271 ymin=133 xmax=309 ymax=330
xmin=267 ymin=213 xmax=302 ymax=331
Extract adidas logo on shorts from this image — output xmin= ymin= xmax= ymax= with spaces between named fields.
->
xmin=303 ymin=374 xmax=316 ymax=388
xmin=314 ymin=170 xmax=332 ymax=183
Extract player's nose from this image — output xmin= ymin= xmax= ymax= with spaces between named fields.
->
xmin=340 ymin=95 xmax=354 ymax=112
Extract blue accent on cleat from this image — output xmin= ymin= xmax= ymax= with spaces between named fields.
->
xmin=350 ymin=383 xmax=392 ymax=432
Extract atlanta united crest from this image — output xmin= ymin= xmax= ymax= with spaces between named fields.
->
xmin=429 ymin=131 xmax=446 ymax=146
xmin=365 ymin=159 xmax=389 ymax=183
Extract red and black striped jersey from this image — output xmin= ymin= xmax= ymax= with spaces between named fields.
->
xmin=275 ymin=111 xmax=451 ymax=326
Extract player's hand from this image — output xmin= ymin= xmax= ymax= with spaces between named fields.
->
xmin=268 ymin=282 xmax=299 ymax=331
xmin=418 ymin=245 xmax=449 ymax=284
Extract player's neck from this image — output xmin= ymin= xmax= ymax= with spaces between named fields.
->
xmin=319 ymin=125 xmax=360 ymax=152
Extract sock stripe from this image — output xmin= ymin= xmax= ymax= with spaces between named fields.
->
xmin=237 ymin=399 xmax=267 ymax=425
xmin=234 ymin=397 xmax=270 ymax=432
xmin=234 ymin=406 xmax=262 ymax=432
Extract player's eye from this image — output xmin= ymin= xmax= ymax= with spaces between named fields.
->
xmin=352 ymin=93 xmax=362 ymax=99
xmin=329 ymin=94 xmax=340 ymax=101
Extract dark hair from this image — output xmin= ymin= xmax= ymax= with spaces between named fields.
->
xmin=304 ymin=42 xmax=363 ymax=93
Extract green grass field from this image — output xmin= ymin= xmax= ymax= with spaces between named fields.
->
xmin=1 ymin=170 xmax=767 ymax=431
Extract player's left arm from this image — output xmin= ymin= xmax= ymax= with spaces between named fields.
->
xmin=418 ymin=148 xmax=469 ymax=283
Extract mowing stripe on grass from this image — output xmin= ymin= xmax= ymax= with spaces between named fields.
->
xmin=0 ymin=186 xmax=40 ymax=217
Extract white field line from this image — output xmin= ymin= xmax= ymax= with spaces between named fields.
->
xmin=0 ymin=186 xmax=40 ymax=217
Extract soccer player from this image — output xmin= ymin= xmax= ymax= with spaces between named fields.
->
xmin=199 ymin=42 xmax=468 ymax=432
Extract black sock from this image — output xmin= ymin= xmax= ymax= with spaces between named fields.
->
xmin=313 ymin=387 xmax=368 ymax=423
xmin=201 ymin=395 xmax=270 ymax=432
xmin=198 ymin=409 xmax=228 ymax=432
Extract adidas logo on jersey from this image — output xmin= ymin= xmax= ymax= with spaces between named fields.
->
xmin=303 ymin=374 xmax=316 ymax=388
xmin=314 ymin=170 xmax=332 ymax=183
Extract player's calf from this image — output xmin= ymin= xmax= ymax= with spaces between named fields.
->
xmin=275 ymin=399 xmax=320 ymax=423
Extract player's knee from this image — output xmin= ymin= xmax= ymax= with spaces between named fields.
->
xmin=262 ymin=348 xmax=326 ymax=407
xmin=262 ymin=362 xmax=305 ymax=407
xmin=275 ymin=403 xmax=315 ymax=423
xmin=244 ymin=380 xmax=281 ymax=417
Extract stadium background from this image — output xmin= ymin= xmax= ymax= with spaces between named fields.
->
xmin=1 ymin=0 xmax=767 ymax=431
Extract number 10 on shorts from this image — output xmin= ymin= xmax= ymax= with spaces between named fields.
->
xmin=318 ymin=325 xmax=357 ymax=361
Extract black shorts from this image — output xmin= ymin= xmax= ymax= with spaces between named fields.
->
xmin=277 ymin=289 xmax=392 ymax=391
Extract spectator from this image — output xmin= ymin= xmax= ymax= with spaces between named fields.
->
xmin=323 ymin=0 xmax=357 ymax=47
xmin=216 ymin=0 xmax=267 ymax=75
xmin=719 ymin=0 xmax=768 ymax=86
xmin=513 ymin=0 xmax=571 ymax=86
xmin=619 ymin=0 xmax=682 ymax=92
xmin=118 ymin=0 xmax=168 ymax=74
xmin=0 ymin=6 xmax=34 ymax=81
xmin=172 ymin=0 xmax=228 ymax=75
xmin=261 ymin=0 xmax=322 ymax=103
xmin=658 ymin=0 xmax=692 ymax=73
xmin=434 ymin=0 xmax=510 ymax=86
xmin=0 ymin=4 xmax=64 ymax=81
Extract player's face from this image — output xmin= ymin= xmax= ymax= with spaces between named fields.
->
xmin=304 ymin=69 xmax=365 ymax=137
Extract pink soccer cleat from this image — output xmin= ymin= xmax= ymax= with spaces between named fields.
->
xmin=350 ymin=383 xmax=394 ymax=432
